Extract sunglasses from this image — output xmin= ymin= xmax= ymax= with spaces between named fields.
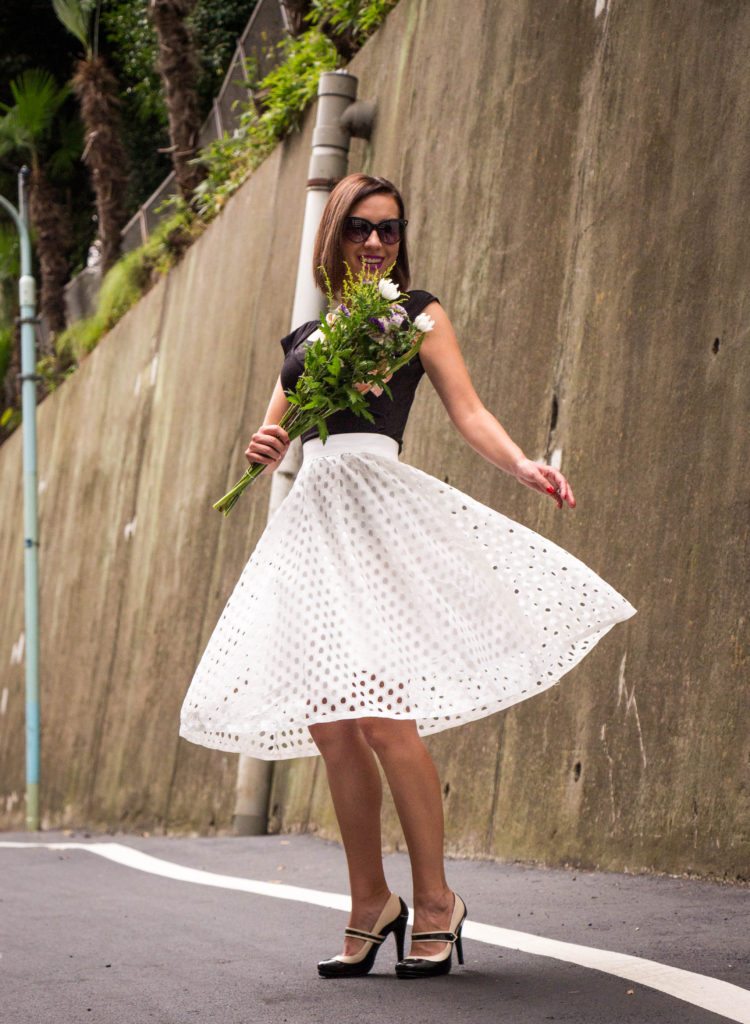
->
xmin=343 ymin=216 xmax=408 ymax=245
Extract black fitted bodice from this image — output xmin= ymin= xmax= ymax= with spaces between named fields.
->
xmin=279 ymin=289 xmax=439 ymax=454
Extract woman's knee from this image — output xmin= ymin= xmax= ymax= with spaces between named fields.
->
xmin=359 ymin=716 xmax=421 ymax=756
xmin=308 ymin=719 xmax=363 ymax=760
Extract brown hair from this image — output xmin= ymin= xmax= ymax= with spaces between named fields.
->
xmin=312 ymin=173 xmax=410 ymax=297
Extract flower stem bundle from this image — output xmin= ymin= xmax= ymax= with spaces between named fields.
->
xmin=213 ymin=265 xmax=435 ymax=515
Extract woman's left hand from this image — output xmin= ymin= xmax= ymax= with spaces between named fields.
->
xmin=513 ymin=457 xmax=576 ymax=510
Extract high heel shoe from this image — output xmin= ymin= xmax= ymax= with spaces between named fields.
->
xmin=317 ymin=892 xmax=409 ymax=978
xmin=395 ymin=891 xmax=467 ymax=979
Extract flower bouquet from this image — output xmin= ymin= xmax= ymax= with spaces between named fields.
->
xmin=213 ymin=265 xmax=435 ymax=515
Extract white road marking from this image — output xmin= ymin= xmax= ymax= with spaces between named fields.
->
xmin=1 ymin=841 xmax=748 ymax=1022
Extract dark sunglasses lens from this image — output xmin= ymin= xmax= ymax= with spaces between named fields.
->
xmin=345 ymin=218 xmax=370 ymax=242
xmin=379 ymin=220 xmax=402 ymax=244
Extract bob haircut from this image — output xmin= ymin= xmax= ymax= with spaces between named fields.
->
xmin=313 ymin=173 xmax=410 ymax=297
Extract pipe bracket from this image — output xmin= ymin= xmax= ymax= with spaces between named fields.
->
xmin=307 ymin=176 xmax=343 ymax=190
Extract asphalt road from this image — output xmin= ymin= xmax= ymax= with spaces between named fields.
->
xmin=1 ymin=830 xmax=748 ymax=1024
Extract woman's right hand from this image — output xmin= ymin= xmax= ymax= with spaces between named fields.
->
xmin=245 ymin=424 xmax=290 ymax=472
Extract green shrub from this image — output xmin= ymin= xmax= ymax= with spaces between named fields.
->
xmin=307 ymin=0 xmax=399 ymax=48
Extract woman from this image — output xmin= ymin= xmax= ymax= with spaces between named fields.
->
xmin=179 ymin=173 xmax=636 ymax=980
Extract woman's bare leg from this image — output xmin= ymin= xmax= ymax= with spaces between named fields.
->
xmin=358 ymin=718 xmax=455 ymax=958
xmin=308 ymin=719 xmax=392 ymax=956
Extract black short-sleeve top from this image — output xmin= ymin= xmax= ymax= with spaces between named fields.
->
xmin=278 ymin=289 xmax=439 ymax=454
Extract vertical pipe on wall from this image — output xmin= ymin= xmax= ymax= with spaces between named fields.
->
xmin=232 ymin=71 xmax=361 ymax=836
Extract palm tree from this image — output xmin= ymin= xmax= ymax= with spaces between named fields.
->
xmin=0 ymin=70 xmax=78 ymax=353
xmin=147 ymin=0 xmax=207 ymax=201
xmin=53 ymin=0 xmax=131 ymax=273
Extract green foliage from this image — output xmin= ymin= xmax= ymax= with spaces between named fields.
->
xmin=0 ymin=221 xmax=20 ymax=289
xmin=35 ymin=351 xmax=78 ymax=391
xmin=307 ymin=0 xmax=399 ymax=45
xmin=0 ymin=404 xmax=21 ymax=432
xmin=0 ymin=325 xmax=13 ymax=382
xmin=104 ymin=2 xmax=165 ymax=126
xmin=257 ymin=28 xmax=339 ymax=137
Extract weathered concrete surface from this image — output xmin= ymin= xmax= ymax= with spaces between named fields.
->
xmin=1 ymin=0 xmax=748 ymax=878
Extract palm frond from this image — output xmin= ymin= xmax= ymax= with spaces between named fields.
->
xmin=3 ymin=70 xmax=70 ymax=142
xmin=0 ymin=107 xmax=33 ymax=160
xmin=51 ymin=0 xmax=95 ymax=53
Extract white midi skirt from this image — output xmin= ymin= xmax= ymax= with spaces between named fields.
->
xmin=179 ymin=432 xmax=636 ymax=760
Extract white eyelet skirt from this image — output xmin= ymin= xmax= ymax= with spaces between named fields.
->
xmin=179 ymin=432 xmax=636 ymax=760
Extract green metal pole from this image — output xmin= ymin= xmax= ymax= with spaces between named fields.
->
xmin=0 ymin=165 xmax=41 ymax=830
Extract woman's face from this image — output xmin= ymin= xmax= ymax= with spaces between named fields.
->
xmin=340 ymin=193 xmax=401 ymax=281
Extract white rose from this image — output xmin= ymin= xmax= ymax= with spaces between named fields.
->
xmin=325 ymin=310 xmax=338 ymax=326
xmin=378 ymin=277 xmax=400 ymax=301
xmin=413 ymin=313 xmax=435 ymax=334
xmin=307 ymin=328 xmax=325 ymax=342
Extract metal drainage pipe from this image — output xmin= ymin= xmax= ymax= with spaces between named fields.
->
xmin=232 ymin=71 xmax=375 ymax=836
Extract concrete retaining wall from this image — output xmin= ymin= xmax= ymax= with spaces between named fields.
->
xmin=1 ymin=0 xmax=747 ymax=878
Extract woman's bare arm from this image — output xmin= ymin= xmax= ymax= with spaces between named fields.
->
xmin=418 ymin=302 xmax=575 ymax=509
xmin=244 ymin=375 xmax=291 ymax=471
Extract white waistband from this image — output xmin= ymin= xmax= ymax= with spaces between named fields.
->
xmin=302 ymin=432 xmax=399 ymax=462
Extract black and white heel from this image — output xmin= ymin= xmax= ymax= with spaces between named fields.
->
xmin=317 ymin=893 xmax=409 ymax=978
xmin=395 ymin=892 xmax=467 ymax=979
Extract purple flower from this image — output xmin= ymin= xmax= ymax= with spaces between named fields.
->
xmin=368 ymin=316 xmax=388 ymax=334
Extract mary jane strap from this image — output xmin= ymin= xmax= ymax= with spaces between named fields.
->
xmin=411 ymin=930 xmax=457 ymax=943
xmin=344 ymin=926 xmax=385 ymax=944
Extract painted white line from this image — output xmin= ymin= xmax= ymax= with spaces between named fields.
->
xmin=2 ymin=841 xmax=748 ymax=1023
